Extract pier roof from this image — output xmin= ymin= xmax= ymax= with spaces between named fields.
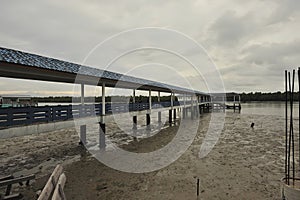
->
xmin=0 ymin=47 xmax=208 ymax=96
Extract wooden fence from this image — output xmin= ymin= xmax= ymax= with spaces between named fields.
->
xmin=0 ymin=101 xmax=181 ymax=127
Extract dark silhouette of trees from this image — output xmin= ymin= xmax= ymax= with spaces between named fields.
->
xmin=239 ymin=91 xmax=299 ymax=102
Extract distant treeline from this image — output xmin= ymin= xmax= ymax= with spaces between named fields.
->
xmin=32 ymin=95 xmax=177 ymax=103
xmin=32 ymin=92 xmax=299 ymax=103
xmin=239 ymin=92 xmax=299 ymax=102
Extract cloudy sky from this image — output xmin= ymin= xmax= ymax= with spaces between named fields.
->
xmin=0 ymin=0 xmax=300 ymax=96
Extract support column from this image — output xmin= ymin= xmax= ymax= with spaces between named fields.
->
xmin=173 ymin=93 xmax=176 ymax=121
xmin=146 ymin=113 xmax=150 ymax=126
xmin=191 ymin=95 xmax=194 ymax=119
xmin=80 ymin=83 xmax=86 ymax=145
xmin=133 ymin=116 xmax=137 ymax=130
xmin=173 ymin=108 xmax=176 ymax=121
xmin=169 ymin=92 xmax=173 ymax=124
xmin=158 ymin=91 xmax=161 ymax=123
xmin=233 ymin=95 xmax=236 ymax=111
xmin=133 ymin=89 xmax=137 ymax=129
xmin=99 ymin=83 xmax=106 ymax=150
xmin=169 ymin=109 xmax=172 ymax=124
xmin=183 ymin=93 xmax=186 ymax=119
xmin=195 ymin=95 xmax=199 ymax=118
xmin=238 ymin=95 xmax=241 ymax=112
xmin=147 ymin=90 xmax=151 ymax=130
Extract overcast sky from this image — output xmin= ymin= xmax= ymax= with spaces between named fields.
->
xmin=0 ymin=0 xmax=300 ymax=96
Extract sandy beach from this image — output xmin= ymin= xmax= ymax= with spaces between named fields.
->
xmin=0 ymin=112 xmax=289 ymax=199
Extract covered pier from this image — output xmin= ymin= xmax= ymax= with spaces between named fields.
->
xmin=0 ymin=47 xmax=211 ymax=147
xmin=210 ymin=92 xmax=241 ymax=112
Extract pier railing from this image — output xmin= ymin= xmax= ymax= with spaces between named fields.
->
xmin=0 ymin=101 xmax=184 ymax=127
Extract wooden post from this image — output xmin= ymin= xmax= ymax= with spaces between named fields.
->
xmin=38 ymin=165 xmax=63 ymax=200
xmin=197 ymin=178 xmax=200 ymax=197
xmin=99 ymin=83 xmax=106 ymax=150
xmin=80 ymin=83 xmax=86 ymax=145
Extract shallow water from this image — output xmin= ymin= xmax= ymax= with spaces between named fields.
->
xmin=241 ymin=101 xmax=299 ymax=117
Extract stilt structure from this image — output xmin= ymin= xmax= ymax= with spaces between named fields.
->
xmin=281 ymin=69 xmax=300 ymax=199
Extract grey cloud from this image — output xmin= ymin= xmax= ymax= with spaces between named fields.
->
xmin=241 ymin=40 xmax=300 ymax=70
xmin=0 ymin=0 xmax=300 ymax=95
xmin=267 ymin=0 xmax=300 ymax=25
xmin=207 ymin=10 xmax=256 ymax=47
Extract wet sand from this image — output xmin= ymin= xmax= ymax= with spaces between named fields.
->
xmin=0 ymin=112 xmax=291 ymax=199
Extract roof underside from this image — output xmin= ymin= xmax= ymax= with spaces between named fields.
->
xmin=0 ymin=47 xmax=208 ymax=96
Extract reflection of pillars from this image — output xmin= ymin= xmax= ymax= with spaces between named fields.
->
xmin=80 ymin=83 xmax=86 ymax=145
xmin=99 ymin=83 xmax=106 ymax=150
xmin=133 ymin=116 xmax=137 ymax=129
xmin=158 ymin=91 xmax=161 ymax=123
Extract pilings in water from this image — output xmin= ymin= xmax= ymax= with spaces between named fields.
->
xmin=281 ymin=68 xmax=300 ymax=199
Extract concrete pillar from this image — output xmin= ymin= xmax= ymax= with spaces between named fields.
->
xmin=99 ymin=83 xmax=106 ymax=150
xmin=173 ymin=108 xmax=176 ymax=121
xmin=81 ymin=83 xmax=84 ymax=105
xmin=171 ymin=93 xmax=174 ymax=108
xmin=80 ymin=123 xmax=86 ymax=145
xmin=133 ymin=89 xmax=137 ymax=129
xmin=149 ymin=89 xmax=152 ymax=110
xmin=80 ymin=83 xmax=86 ymax=145
xmin=158 ymin=91 xmax=161 ymax=123
xmin=191 ymin=95 xmax=194 ymax=120
xmin=183 ymin=93 xmax=186 ymax=119
xmin=169 ymin=92 xmax=173 ymax=124
xmin=195 ymin=96 xmax=199 ymax=118
xmin=133 ymin=115 xmax=137 ymax=130
xmin=147 ymin=90 xmax=151 ymax=129
xmin=146 ymin=113 xmax=150 ymax=126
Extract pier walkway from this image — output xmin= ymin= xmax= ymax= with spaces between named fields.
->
xmin=0 ymin=47 xmax=211 ymax=143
